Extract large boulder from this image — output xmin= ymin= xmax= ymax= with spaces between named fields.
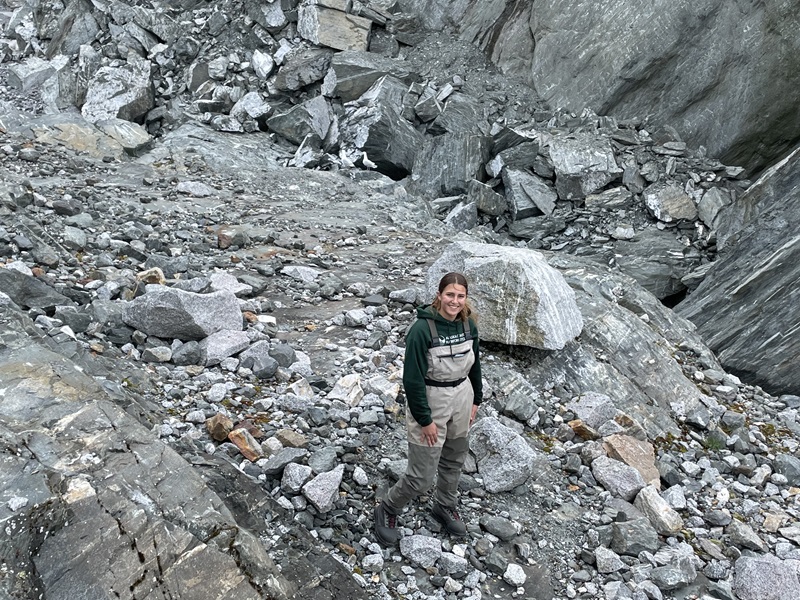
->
xmin=425 ymin=241 xmax=583 ymax=349
xmin=81 ymin=54 xmax=154 ymax=124
xmin=123 ymin=287 xmax=243 ymax=341
xmin=675 ymin=145 xmax=800 ymax=395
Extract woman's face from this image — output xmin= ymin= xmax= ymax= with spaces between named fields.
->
xmin=436 ymin=283 xmax=467 ymax=321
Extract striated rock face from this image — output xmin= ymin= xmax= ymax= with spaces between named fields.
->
xmin=676 ymin=146 xmax=800 ymax=395
xmin=431 ymin=0 xmax=800 ymax=173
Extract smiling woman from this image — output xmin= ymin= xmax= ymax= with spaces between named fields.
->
xmin=432 ymin=272 xmax=469 ymax=322
xmin=373 ymin=271 xmax=483 ymax=546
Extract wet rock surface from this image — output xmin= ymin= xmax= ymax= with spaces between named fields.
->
xmin=1 ymin=1 xmax=799 ymax=599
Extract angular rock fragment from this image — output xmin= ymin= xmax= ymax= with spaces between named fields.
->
xmin=411 ymin=133 xmax=492 ymax=197
xmin=123 ymin=287 xmax=242 ymax=341
xmin=611 ymin=517 xmax=660 ymax=556
xmin=697 ymin=187 xmax=731 ymax=230
xmin=469 ymin=417 xmax=547 ymax=493
xmin=591 ymin=456 xmax=646 ymax=502
xmin=228 ymin=427 xmax=264 ymax=461
xmin=302 ymin=464 xmax=344 ymax=512
xmin=502 ymin=168 xmax=557 ymax=219
xmin=734 ymin=554 xmax=800 ymax=600
xmin=399 ymin=535 xmax=442 ymax=569
xmin=468 ymin=179 xmax=507 ymax=216
xmin=549 ymin=133 xmax=622 ymax=200
xmin=81 ymin=54 xmax=154 ymax=124
xmin=206 ymin=413 xmax=234 ymax=442
xmin=251 ymin=49 xmax=275 ymax=80
xmin=267 ymin=95 xmax=333 ymax=147
xmin=330 ymin=50 xmax=417 ymax=102
xmin=199 ymin=330 xmax=250 ymax=366
xmin=0 ymin=268 xmax=74 ymax=310
xmin=444 ymin=201 xmax=478 ymax=232
xmin=643 ymin=183 xmax=698 ymax=222
xmin=613 ymin=228 xmax=699 ymax=300
xmin=6 ymin=56 xmax=56 ymax=92
xmin=247 ymin=0 xmax=288 ymax=31
xmin=95 ymin=119 xmax=153 ymax=156
xmin=273 ymin=48 xmax=333 ymax=92
xmin=298 ymin=5 xmax=372 ymax=52
xmin=281 ymin=462 xmax=313 ymax=494
xmin=604 ymin=434 xmax=659 ymax=487
xmin=342 ymin=102 xmax=422 ymax=179
xmin=633 ymin=485 xmax=683 ymax=535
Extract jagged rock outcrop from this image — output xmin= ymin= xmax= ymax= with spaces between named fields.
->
xmin=0 ymin=303 xmax=367 ymax=600
xmin=676 ymin=145 xmax=800 ymax=395
xmin=401 ymin=0 xmax=800 ymax=173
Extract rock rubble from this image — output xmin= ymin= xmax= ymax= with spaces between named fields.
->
xmin=1 ymin=2 xmax=799 ymax=600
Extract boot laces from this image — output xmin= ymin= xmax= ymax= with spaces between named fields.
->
xmin=387 ymin=512 xmax=396 ymax=528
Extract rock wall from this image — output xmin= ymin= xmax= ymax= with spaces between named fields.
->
xmin=676 ymin=145 xmax=800 ymax=396
xmin=407 ymin=0 xmax=800 ymax=173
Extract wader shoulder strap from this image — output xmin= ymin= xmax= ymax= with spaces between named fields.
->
xmin=427 ymin=318 xmax=441 ymax=347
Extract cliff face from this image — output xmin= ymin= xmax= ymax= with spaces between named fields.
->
xmin=676 ymin=146 xmax=800 ymax=396
xmin=402 ymin=0 xmax=800 ymax=174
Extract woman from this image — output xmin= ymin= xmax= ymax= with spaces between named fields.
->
xmin=374 ymin=272 xmax=482 ymax=546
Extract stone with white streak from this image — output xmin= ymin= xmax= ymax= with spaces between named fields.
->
xmin=633 ymin=485 xmax=683 ymax=535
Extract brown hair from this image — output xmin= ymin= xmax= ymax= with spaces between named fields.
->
xmin=431 ymin=272 xmax=476 ymax=323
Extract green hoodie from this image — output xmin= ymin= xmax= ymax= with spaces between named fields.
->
xmin=402 ymin=305 xmax=482 ymax=427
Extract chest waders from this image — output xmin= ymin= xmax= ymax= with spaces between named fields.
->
xmin=385 ymin=317 xmax=476 ymax=514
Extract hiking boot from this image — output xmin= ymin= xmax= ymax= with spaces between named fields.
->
xmin=374 ymin=502 xmax=400 ymax=546
xmin=431 ymin=502 xmax=467 ymax=537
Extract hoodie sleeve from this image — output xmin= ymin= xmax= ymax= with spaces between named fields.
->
xmin=402 ymin=319 xmax=433 ymax=426
xmin=468 ymin=318 xmax=482 ymax=405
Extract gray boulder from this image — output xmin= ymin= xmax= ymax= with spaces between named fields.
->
xmin=613 ymin=228 xmax=701 ymax=300
xmin=342 ymin=98 xmax=423 ymax=179
xmin=548 ymin=133 xmax=622 ymax=200
xmin=502 ymin=168 xmax=557 ymax=219
xmin=426 ymin=241 xmax=583 ymax=349
xmin=298 ymin=4 xmax=372 ymax=52
xmin=734 ymin=554 xmax=800 ymax=600
xmin=123 ymin=287 xmax=242 ymax=341
xmin=81 ymin=54 xmax=154 ymax=124
xmin=267 ymin=95 xmax=333 ymax=147
xmin=301 ymin=464 xmax=344 ymax=513
xmin=591 ymin=456 xmax=646 ymax=502
xmin=469 ymin=417 xmax=547 ymax=493
xmin=329 ymin=50 xmax=418 ymax=102
xmin=273 ymin=48 xmax=333 ymax=92
xmin=399 ymin=535 xmax=442 ymax=569
xmin=0 ymin=268 xmax=74 ymax=310
xmin=199 ymin=330 xmax=250 ymax=366
xmin=410 ymin=133 xmax=492 ymax=196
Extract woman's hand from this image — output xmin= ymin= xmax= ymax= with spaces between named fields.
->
xmin=470 ymin=404 xmax=479 ymax=426
xmin=421 ymin=423 xmax=438 ymax=446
